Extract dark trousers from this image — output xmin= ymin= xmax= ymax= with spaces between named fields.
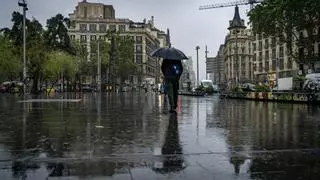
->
xmin=165 ymin=79 xmax=179 ymax=109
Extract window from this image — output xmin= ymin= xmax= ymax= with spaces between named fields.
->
xmin=287 ymin=57 xmax=292 ymax=69
xmin=136 ymin=45 xmax=142 ymax=53
xmin=90 ymin=35 xmax=96 ymax=41
xmin=136 ymin=36 xmax=142 ymax=43
xmin=272 ymin=48 xmax=276 ymax=59
xmin=109 ymin=25 xmax=116 ymax=31
xmin=280 ymin=58 xmax=284 ymax=70
xmin=299 ymin=32 xmax=304 ymax=40
xmin=265 ymin=39 xmax=269 ymax=49
xmin=84 ymin=7 xmax=87 ymax=18
xmin=99 ymin=35 xmax=105 ymax=40
xmin=265 ymin=50 xmax=269 ymax=60
xmin=272 ymin=60 xmax=276 ymax=71
xmin=241 ymin=47 xmax=245 ymax=53
xmin=89 ymin=24 xmax=97 ymax=32
xmin=253 ymin=43 xmax=256 ymax=51
xmin=265 ymin=61 xmax=269 ymax=72
xmin=253 ymin=53 xmax=256 ymax=61
xmin=99 ymin=24 xmax=106 ymax=32
xmin=259 ymin=62 xmax=263 ymax=72
xmin=258 ymin=34 xmax=262 ymax=40
xmin=70 ymin=35 xmax=75 ymax=40
xmin=271 ymin=37 xmax=276 ymax=46
xmin=259 ymin=41 xmax=262 ymax=51
xmin=80 ymin=24 xmax=87 ymax=31
xmin=80 ymin=35 xmax=87 ymax=42
xmin=119 ymin=25 xmax=126 ymax=32
xmin=279 ymin=46 xmax=284 ymax=57
xmin=259 ymin=52 xmax=262 ymax=61
xmin=136 ymin=54 xmax=142 ymax=64
xmin=299 ymin=48 xmax=304 ymax=60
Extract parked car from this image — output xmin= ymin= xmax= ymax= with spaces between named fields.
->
xmin=81 ymin=84 xmax=96 ymax=92
xmin=0 ymin=82 xmax=11 ymax=93
xmin=0 ymin=81 xmax=22 ymax=93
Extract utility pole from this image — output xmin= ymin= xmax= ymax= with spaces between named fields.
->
xmin=18 ymin=0 xmax=28 ymax=94
xmin=97 ymin=41 xmax=101 ymax=92
xmin=205 ymin=45 xmax=209 ymax=80
xmin=196 ymin=46 xmax=200 ymax=86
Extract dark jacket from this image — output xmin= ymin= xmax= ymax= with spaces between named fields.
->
xmin=161 ymin=59 xmax=183 ymax=80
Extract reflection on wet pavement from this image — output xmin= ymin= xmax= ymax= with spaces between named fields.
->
xmin=0 ymin=93 xmax=320 ymax=179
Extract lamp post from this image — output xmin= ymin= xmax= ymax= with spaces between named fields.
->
xmin=196 ymin=46 xmax=200 ymax=86
xmin=97 ymin=40 xmax=101 ymax=92
xmin=18 ymin=0 xmax=28 ymax=94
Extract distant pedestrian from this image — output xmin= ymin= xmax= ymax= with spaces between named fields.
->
xmin=161 ymin=59 xmax=183 ymax=113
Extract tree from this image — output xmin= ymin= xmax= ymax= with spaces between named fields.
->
xmin=44 ymin=14 xmax=72 ymax=53
xmin=89 ymin=39 xmax=111 ymax=84
xmin=44 ymin=51 xmax=76 ymax=82
xmin=1 ymin=12 xmax=48 ymax=93
xmin=248 ymin=0 xmax=320 ymax=68
xmin=0 ymin=35 xmax=21 ymax=81
xmin=108 ymin=32 xmax=136 ymax=83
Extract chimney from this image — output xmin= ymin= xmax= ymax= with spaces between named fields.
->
xmin=150 ymin=16 xmax=154 ymax=27
xmin=167 ymin=28 xmax=171 ymax=48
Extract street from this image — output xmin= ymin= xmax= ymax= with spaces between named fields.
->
xmin=0 ymin=93 xmax=320 ymax=179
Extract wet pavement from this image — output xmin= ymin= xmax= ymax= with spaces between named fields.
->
xmin=0 ymin=92 xmax=320 ymax=180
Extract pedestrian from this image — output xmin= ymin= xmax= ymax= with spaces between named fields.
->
xmin=161 ymin=59 xmax=183 ymax=113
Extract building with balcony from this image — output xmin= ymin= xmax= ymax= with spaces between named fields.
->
xmin=219 ymin=6 xmax=320 ymax=89
xmin=68 ymin=0 xmax=169 ymax=85
xmin=252 ymin=35 xmax=299 ymax=85
xmin=224 ymin=6 xmax=253 ymax=85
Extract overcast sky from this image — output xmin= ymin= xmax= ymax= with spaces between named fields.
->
xmin=0 ymin=0 xmax=250 ymax=81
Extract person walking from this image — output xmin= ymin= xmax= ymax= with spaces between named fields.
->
xmin=161 ymin=59 xmax=183 ymax=113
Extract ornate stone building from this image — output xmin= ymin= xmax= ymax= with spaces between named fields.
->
xmin=68 ymin=0 xmax=169 ymax=85
xmin=224 ymin=6 xmax=253 ymax=85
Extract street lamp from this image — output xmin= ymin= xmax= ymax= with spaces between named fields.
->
xmin=18 ymin=0 xmax=28 ymax=94
xmin=196 ymin=46 xmax=200 ymax=86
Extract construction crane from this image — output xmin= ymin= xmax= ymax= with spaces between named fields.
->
xmin=199 ymin=0 xmax=264 ymax=11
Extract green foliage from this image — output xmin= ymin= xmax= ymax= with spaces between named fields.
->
xmin=107 ymin=31 xmax=136 ymax=82
xmin=231 ymin=86 xmax=243 ymax=93
xmin=0 ymin=35 xmax=21 ymax=81
xmin=255 ymin=84 xmax=271 ymax=92
xmin=44 ymin=14 xmax=72 ymax=53
xmin=115 ymin=35 xmax=136 ymax=82
xmin=248 ymin=0 xmax=320 ymax=63
xmin=44 ymin=51 xmax=76 ymax=81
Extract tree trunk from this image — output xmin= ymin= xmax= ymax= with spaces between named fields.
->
xmin=31 ymin=72 xmax=40 ymax=94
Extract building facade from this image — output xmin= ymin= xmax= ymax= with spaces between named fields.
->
xmin=252 ymin=35 xmax=299 ymax=85
xmin=68 ymin=0 xmax=169 ymax=85
xmin=224 ymin=6 xmax=253 ymax=86
xmin=221 ymin=6 xmax=320 ymax=89
xmin=212 ymin=45 xmax=226 ymax=86
xmin=184 ymin=56 xmax=196 ymax=87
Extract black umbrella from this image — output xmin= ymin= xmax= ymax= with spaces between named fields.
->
xmin=151 ymin=47 xmax=188 ymax=61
